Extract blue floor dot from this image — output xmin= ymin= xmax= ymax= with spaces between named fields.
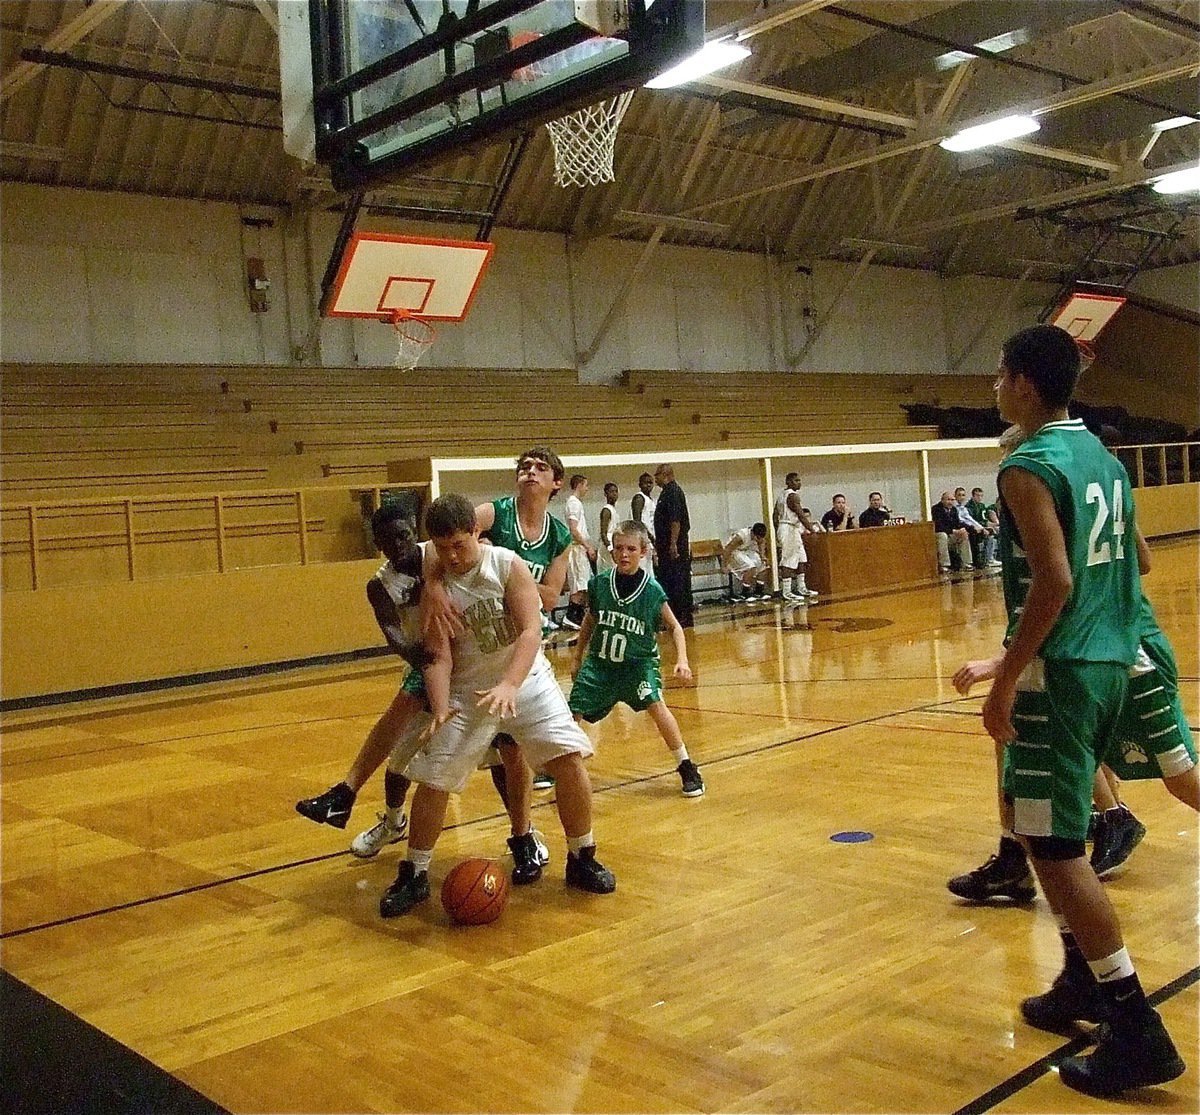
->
xmin=830 ymin=830 xmax=874 ymax=843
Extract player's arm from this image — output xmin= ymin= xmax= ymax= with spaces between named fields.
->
xmin=720 ymin=533 xmax=738 ymax=570
xmin=981 ymin=467 xmax=1072 ymax=743
xmin=538 ymin=549 xmax=569 ymax=612
xmin=791 ymin=492 xmax=816 ymax=531
xmin=418 ymin=624 xmax=454 ymax=738
xmin=567 ymin=506 xmax=596 ymax=558
xmin=599 ymin=506 xmax=613 ymax=551
xmin=418 ymin=538 xmax=467 ymax=639
xmin=1135 ymin=526 xmax=1151 ymax=574
xmin=364 ymin=578 xmax=428 ymax=668
xmin=571 ymin=609 xmax=596 ymax=677
xmin=475 ymin=559 xmax=543 ymax=718
xmin=660 ymin=601 xmax=692 ymax=680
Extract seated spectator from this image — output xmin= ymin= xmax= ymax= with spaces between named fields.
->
xmin=932 ymin=490 xmax=972 ymax=573
xmin=858 ymin=492 xmax=892 ymax=528
xmin=953 ymin=486 xmax=989 ymax=569
xmin=965 ymin=485 xmax=1001 ymax=567
xmin=820 ymin=494 xmax=856 ymax=531
xmin=722 ymin=523 xmax=769 ymax=602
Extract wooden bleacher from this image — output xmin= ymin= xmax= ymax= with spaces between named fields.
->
xmin=1 ymin=363 xmax=955 ymax=503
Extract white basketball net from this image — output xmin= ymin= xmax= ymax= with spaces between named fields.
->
xmin=545 ymin=90 xmax=635 ymax=187
xmin=389 ymin=314 xmax=437 ymax=370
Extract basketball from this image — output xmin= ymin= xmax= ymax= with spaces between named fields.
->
xmin=440 ymin=858 xmax=509 ymax=925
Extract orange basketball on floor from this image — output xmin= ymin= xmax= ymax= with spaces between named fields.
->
xmin=440 ymin=858 xmax=509 ymax=925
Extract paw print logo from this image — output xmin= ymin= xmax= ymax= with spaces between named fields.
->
xmin=1120 ymin=742 xmax=1149 ymax=765
xmin=636 ymin=680 xmax=653 ymax=700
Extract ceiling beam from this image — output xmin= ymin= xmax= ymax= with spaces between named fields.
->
xmin=885 ymin=158 xmax=1198 ymax=241
xmin=1 ymin=0 xmax=129 ymax=103
xmin=683 ymin=51 xmax=1196 ymax=218
xmin=727 ymin=0 xmax=843 ymax=43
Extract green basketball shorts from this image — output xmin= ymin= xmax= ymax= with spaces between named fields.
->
xmin=568 ymin=656 xmax=663 ymax=723
xmin=1003 ymin=658 xmax=1128 ymax=841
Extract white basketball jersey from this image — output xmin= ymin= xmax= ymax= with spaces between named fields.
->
xmin=566 ymin=493 xmax=590 ymax=542
xmin=374 ymin=546 xmax=424 ymax=646
xmin=636 ymin=494 xmax=655 ymax=531
xmin=445 ymin=545 xmax=548 ymax=695
xmin=780 ymin=498 xmax=801 ymax=530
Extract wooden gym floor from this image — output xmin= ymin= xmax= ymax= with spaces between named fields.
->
xmin=2 ymin=538 xmax=1197 ymax=1114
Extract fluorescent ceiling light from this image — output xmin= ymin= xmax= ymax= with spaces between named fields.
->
xmin=1152 ymin=116 xmax=1198 ymax=131
xmin=1152 ymin=165 xmax=1200 ymax=194
xmin=940 ymin=114 xmax=1039 ymax=152
xmin=645 ymin=40 xmax=750 ymax=89
xmin=934 ymin=27 xmax=1030 ymax=70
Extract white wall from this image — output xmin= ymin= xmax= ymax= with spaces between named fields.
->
xmin=1129 ymin=263 xmax=1200 ymax=311
xmin=3 ymin=181 xmax=1106 ymax=382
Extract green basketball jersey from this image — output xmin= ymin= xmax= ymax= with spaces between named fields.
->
xmin=585 ymin=569 xmax=668 ymax=665
xmin=997 ymin=417 xmax=1139 ymax=665
xmin=486 ymin=496 xmax=571 ymax=585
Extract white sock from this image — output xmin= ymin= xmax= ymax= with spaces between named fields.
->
xmin=670 ymin=744 xmax=689 ymax=764
xmin=567 ymin=832 xmax=595 ymax=855
xmin=385 ymin=805 xmax=404 ymax=827
xmin=1088 ymin=946 xmax=1135 ymax=983
xmin=795 ymin=574 xmax=808 ymax=590
xmin=408 ymin=848 xmax=433 ymax=874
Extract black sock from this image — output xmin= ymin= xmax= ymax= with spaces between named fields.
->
xmin=1098 ymin=971 xmax=1151 ymax=1029
xmin=998 ymin=835 xmax=1027 ymax=865
xmin=384 ymin=770 xmax=410 ymax=811
xmin=489 ymin=762 xmax=509 ymax=810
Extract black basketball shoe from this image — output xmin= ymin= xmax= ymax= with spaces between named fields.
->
xmin=947 ymin=842 xmax=1036 ymax=903
xmin=379 ymin=860 xmax=430 ymax=918
xmin=295 ymin=781 xmax=356 ymax=829
xmin=508 ymin=831 xmax=543 ymax=886
xmin=677 ymin=759 xmax=705 ymax=798
xmin=565 ymin=846 xmax=616 ymax=894
xmin=1090 ymin=805 xmax=1146 ymax=878
xmin=1020 ymin=968 xmax=1108 ymax=1033
xmin=1058 ymin=1012 xmax=1185 ymax=1097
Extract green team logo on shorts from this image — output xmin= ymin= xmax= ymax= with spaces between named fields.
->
xmin=636 ymin=679 xmax=653 ymax=701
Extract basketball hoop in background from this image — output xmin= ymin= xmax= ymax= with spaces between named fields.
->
xmin=1074 ymin=338 xmax=1097 ymax=372
xmin=389 ymin=310 xmax=437 ymax=370
xmin=512 ymin=32 xmax=634 ymax=187
xmin=323 ymin=232 xmax=495 ymax=371
xmin=1049 ymin=291 xmax=1126 ymax=374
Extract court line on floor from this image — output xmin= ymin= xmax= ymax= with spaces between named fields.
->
xmin=0 ymin=692 xmax=978 ymax=940
xmin=953 ymin=965 xmax=1200 ymax=1115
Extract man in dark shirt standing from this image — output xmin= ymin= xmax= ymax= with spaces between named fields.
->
xmin=858 ymin=491 xmax=891 ymax=528
xmin=653 ymin=463 xmax=693 ymax=628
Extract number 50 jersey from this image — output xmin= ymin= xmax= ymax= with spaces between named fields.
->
xmin=998 ymin=417 xmax=1139 ymax=666
xmin=444 ymin=544 xmax=548 ymax=697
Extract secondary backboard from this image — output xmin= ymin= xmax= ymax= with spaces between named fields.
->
xmin=1050 ymin=291 xmax=1127 ymax=342
xmin=325 ymin=232 xmax=494 ymax=321
xmin=308 ymin=0 xmax=704 ymax=190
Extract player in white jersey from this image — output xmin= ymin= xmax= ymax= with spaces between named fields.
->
xmin=775 ymin=474 xmax=819 ymax=600
xmin=631 ymin=471 xmax=656 ymax=573
xmin=562 ymin=473 xmax=595 ymax=629
xmin=379 ymin=494 xmax=616 ymax=918
xmin=722 ymin=523 xmax=769 ymax=601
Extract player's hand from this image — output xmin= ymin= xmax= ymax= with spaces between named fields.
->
xmin=673 ymin=662 xmax=693 ymax=682
xmin=419 ymin=707 xmax=454 ymax=743
xmin=953 ymin=655 xmax=1003 ymax=695
xmin=586 ymin=545 xmax=597 ymax=561
xmin=981 ymin=680 xmax=1017 ymax=744
xmin=476 ymin=682 xmax=519 ymax=719
xmin=421 ymin=579 xmax=464 ymax=638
